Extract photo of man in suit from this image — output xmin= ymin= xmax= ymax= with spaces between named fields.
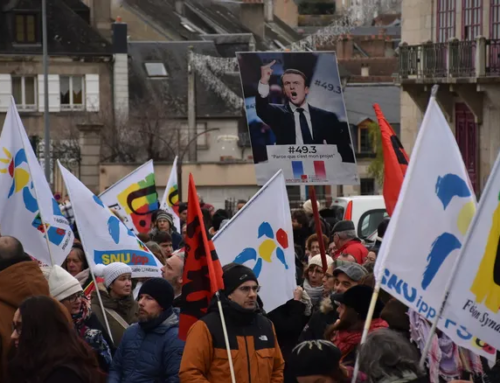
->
xmin=256 ymin=60 xmax=355 ymax=163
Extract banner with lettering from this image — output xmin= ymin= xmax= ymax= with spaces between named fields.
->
xmin=99 ymin=160 xmax=159 ymax=234
xmin=160 ymin=157 xmax=181 ymax=232
xmin=179 ymin=174 xmax=224 ymax=341
xmin=59 ymin=162 xmax=162 ymax=277
xmin=213 ymin=170 xmax=296 ymax=312
xmin=374 ymin=94 xmax=494 ymax=359
xmin=444 ymin=149 xmax=500 ymax=351
xmin=0 ymin=99 xmax=73 ymax=265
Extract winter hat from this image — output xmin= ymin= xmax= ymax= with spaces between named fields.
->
xmin=289 ymin=340 xmax=342 ymax=378
xmin=333 ymin=262 xmax=368 ymax=282
xmin=156 ymin=210 xmax=174 ymax=228
xmin=138 ymin=278 xmax=174 ymax=310
xmin=303 ymin=199 xmax=320 ymax=215
xmin=47 ymin=265 xmax=83 ymax=301
xmin=178 ymin=203 xmax=188 ymax=214
xmin=308 ymin=254 xmax=334 ymax=269
xmin=223 ymin=263 xmax=258 ymax=295
xmin=331 ymin=285 xmax=383 ymax=320
xmin=332 ymin=220 xmax=355 ymax=235
xmin=94 ymin=262 xmax=132 ymax=288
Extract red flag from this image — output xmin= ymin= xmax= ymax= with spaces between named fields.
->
xmin=178 ymin=174 xmax=224 ymax=340
xmin=373 ymin=104 xmax=409 ymax=217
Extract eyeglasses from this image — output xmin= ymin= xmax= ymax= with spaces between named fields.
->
xmin=238 ymin=285 xmax=261 ymax=294
xmin=63 ymin=292 xmax=84 ymax=303
xmin=12 ymin=321 xmax=22 ymax=335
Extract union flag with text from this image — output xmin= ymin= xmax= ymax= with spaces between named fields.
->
xmin=179 ymin=174 xmax=224 ymax=340
xmin=374 ymin=104 xmax=409 ymax=216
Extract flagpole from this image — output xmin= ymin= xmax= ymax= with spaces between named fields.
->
xmin=351 ymin=86 xmax=441 ymax=383
xmin=215 ymin=292 xmax=237 ymax=383
xmin=42 ymin=0 xmax=51 ymax=183
xmin=12 ymin=100 xmax=55 ymax=265
xmin=309 ymin=186 xmax=327 ymax=271
xmin=57 ymin=161 xmax=114 ymax=344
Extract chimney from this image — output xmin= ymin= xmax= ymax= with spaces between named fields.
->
xmin=264 ymin=0 xmax=273 ymax=22
xmin=112 ymin=19 xmax=129 ymax=120
xmin=92 ymin=0 xmax=112 ymax=40
xmin=240 ymin=0 xmax=266 ymax=38
xmin=361 ymin=64 xmax=370 ymax=77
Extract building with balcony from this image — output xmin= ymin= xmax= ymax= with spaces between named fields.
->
xmin=398 ymin=0 xmax=500 ymax=192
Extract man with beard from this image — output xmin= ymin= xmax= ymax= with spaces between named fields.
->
xmin=108 ymin=278 xmax=185 ymax=383
xmin=327 ymin=285 xmax=387 ymax=366
xmin=256 ymin=61 xmax=355 ymax=163
xmin=162 ymin=250 xmax=184 ymax=308
xmin=180 ymin=263 xmax=284 ymax=383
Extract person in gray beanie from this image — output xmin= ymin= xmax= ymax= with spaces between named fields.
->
xmin=91 ymin=262 xmax=138 ymax=347
xmin=109 ymin=278 xmax=185 ymax=383
xmin=149 ymin=209 xmax=182 ymax=250
xmin=180 ymin=263 xmax=285 ymax=382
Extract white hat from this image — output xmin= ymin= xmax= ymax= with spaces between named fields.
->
xmin=94 ymin=262 xmax=132 ymax=288
xmin=303 ymin=199 xmax=320 ymax=215
xmin=308 ymin=254 xmax=334 ymax=269
xmin=47 ymin=265 xmax=83 ymax=301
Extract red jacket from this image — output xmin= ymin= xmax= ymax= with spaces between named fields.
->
xmin=334 ymin=239 xmax=369 ymax=264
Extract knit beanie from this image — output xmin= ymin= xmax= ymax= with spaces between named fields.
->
xmin=303 ymin=199 xmax=320 ymax=215
xmin=47 ymin=265 xmax=83 ymax=301
xmin=308 ymin=254 xmax=334 ymax=269
xmin=94 ymin=262 xmax=132 ymax=288
xmin=289 ymin=340 xmax=342 ymax=377
xmin=156 ymin=210 xmax=174 ymax=228
xmin=223 ymin=263 xmax=258 ymax=295
xmin=138 ymin=278 xmax=174 ymax=310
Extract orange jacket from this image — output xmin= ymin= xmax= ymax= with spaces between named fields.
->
xmin=179 ymin=300 xmax=284 ymax=383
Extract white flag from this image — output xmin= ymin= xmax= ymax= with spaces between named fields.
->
xmin=99 ymin=160 xmax=159 ymax=234
xmin=213 ymin=170 xmax=296 ymax=312
xmin=160 ymin=157 xmax=181 ymax=232
xmin=443 ymin=149 xmax=500 ymax=352
xmin=374 ymin=95 xmax=494 ymax=359
xmin=59 ymin=162 xmax=162 ymax=277
xmin=0 ymin=99 xmax=73 ymax=265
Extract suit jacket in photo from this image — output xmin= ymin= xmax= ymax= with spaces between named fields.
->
xmin=255 ymin=94 xmax=355 ymax=163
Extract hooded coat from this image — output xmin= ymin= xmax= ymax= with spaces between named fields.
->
xmin=299 ymin=295 xmax=339 ymax=343
xmin=0 ymin=256 xmax=50 ymax=379
xmin=179 ymin=294 xmax=284 ymax=383
xmin=91 ymin=287 xmax=138 ymax=348
xmin=108 ymin=310 xmax=184 ymax=383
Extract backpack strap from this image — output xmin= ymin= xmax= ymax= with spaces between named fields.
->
xmin=104 ymin=308 xmax=130 ymax=330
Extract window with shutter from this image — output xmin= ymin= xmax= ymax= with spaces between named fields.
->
xmin=60 ymin=76 xmax=85 ymax=111
xmin=0 ymin=75 xmax=12 ymax=112
xmin=12 ymin=76 xmax=37 ymax=111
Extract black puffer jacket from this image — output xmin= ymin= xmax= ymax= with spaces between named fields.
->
xmin=298 ymin=295 xmax=338 ymax=342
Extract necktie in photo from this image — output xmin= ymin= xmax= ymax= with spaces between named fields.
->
xmin=296 ymin=108 xmax=313 ymax=144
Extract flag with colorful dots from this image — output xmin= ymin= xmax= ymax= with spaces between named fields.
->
xmin=58 ymin=162 xmax=162 ymax=278
xmin=374 ymin=93 xmax=495 ymax=360
xmin=213 ymin=170 xmax=296 ymax=312
xmin=0 ymin=99 xmax=73 ymax=265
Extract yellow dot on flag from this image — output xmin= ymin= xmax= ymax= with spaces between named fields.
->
xmin=457 ymin=201 xmax=476 ymax=236
xmin=258 ymin=239 xmax=276 ymax=263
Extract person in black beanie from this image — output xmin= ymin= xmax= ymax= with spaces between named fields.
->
xmin=108 ymin=278 xmax=185 ymax=383
xmin=180 ymin=263 xmax=285 ymax=383
xmin=289 ymin=340 xmax=349 ymax=383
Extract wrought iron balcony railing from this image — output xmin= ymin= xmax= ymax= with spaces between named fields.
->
xmin=398 ymin=37 xmax=499 ymax=81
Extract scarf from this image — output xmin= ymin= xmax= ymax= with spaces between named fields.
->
xmin=408 ymin=309 xmax=485 ymax=383
xmin=303 ymin=278 xmax=324 ymax=309
xmin=72 ymin=297 xmax=112 ymax=367
xmin=332 ymin=318 xmax=388 ymax=360
xmin=300 ymin=289 xmax=313 ymax=316
xmin=75 ymin=268 xmax=90 ymax=286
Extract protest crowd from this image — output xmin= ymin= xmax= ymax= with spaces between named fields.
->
xmin=1 ymin=195 xmax=499 ymax=383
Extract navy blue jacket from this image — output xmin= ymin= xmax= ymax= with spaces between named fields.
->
xmin=108 ymin=313 xmax=185 ymax=383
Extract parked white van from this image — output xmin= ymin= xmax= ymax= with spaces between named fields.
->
xmin=330 ymin=196 xmax=387 ymax=242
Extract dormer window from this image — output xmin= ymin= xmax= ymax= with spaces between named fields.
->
xmin=15 ymin=14 xmax=39 ymax=44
